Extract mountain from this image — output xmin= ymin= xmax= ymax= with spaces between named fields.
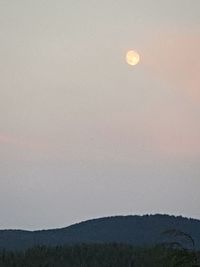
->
xmin=1 ymin=214 xmax=200 ymax=251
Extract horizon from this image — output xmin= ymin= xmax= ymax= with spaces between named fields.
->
xmin=1 ymin=213 xmax=200 ymax=231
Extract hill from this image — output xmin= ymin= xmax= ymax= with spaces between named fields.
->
xmin=1 ymin=214 xmax=200 ymax=250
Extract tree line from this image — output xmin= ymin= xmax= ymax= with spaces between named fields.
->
xmin=0 ymin=243 xmax=199 ymax=267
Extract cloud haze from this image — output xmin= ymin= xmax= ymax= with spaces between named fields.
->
xmin=0 ymin=0 xmax=199 ymax=229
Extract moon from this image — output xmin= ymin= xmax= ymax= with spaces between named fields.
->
xmin=126 ymin=50 xmax=140 ymax=66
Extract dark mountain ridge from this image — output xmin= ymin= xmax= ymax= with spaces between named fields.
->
xmin=1 ymin=214 xmax=200 ymax=250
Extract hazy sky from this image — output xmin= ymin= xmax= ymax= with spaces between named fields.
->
xmin=0 ymin=0 xmax=200 ymax=230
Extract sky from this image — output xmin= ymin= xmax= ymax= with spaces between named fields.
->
xmin=0 ymin=0 xmax=200 ymax=230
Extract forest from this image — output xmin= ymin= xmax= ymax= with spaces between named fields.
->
xmin=0 ymin=243 xmax=199 ymax=267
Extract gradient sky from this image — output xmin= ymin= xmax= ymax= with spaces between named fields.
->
xmin=0 ymin=0 xmax=200 ymax=230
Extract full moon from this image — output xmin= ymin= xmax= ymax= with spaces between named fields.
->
xmin=126 ymin=50 xmax=140 ymax=66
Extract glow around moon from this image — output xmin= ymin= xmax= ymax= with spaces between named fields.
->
xmin=126 ymin=50 xmax=140 ymax=66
